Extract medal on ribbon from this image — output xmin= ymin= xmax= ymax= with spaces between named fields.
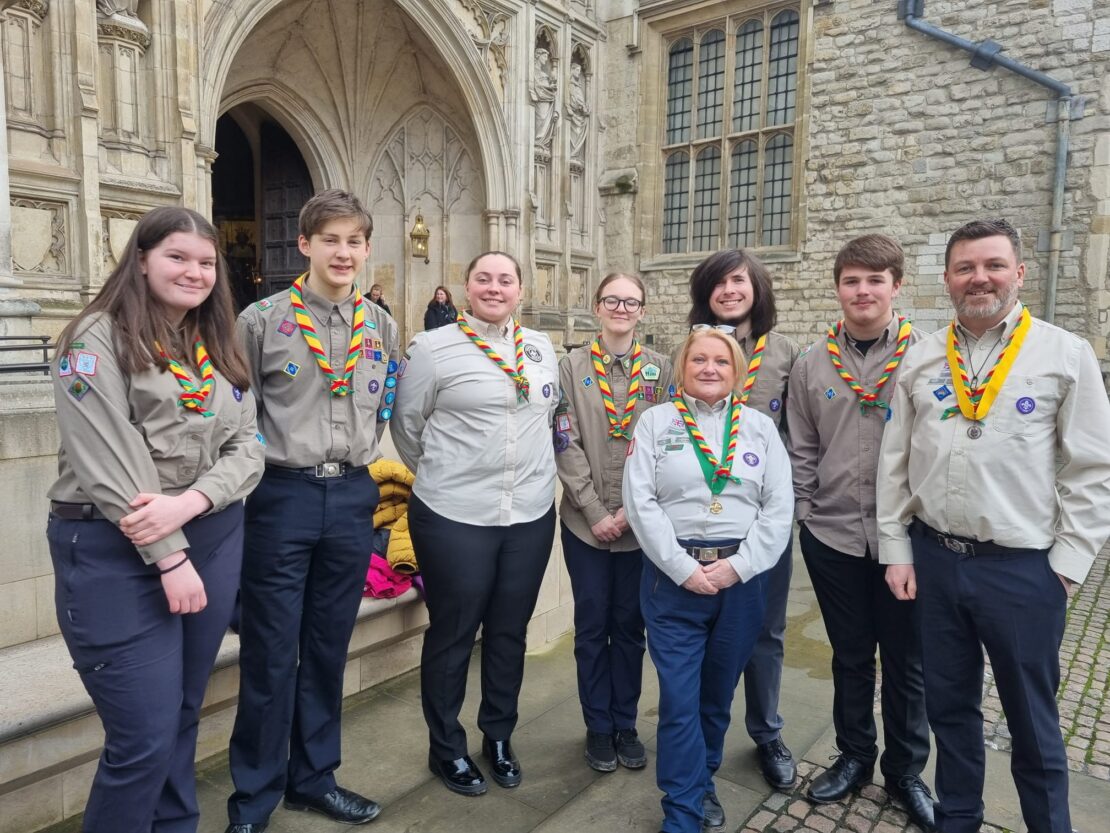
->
xmin=941 ymin=306 xmax=1031 ymax=427
xmin=672 ymin=390 xmax=742 ymax=513
xmin=739 ymin=334 xmax=766 ymax=404
xmin=457 ymin=313 xmax=530 ymax=402
xmin=157 ymin=339 xmax=216 ymax=417
xmin=288 ymin=274 xmax=365 ymax=396
xmin=826 ymin=317 xmax=912 ymax=412
xmin=590 ymin=337 xmax=642 ymax=440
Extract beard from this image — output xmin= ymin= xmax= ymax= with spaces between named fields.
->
xmin=954 ymin=280 xmax=1020 ymax=321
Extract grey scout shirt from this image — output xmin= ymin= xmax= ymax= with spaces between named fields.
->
xmin=554 ymin=339 xmax=673 ymax=551
xmin=49 ymin=313 xmax=266 ymax=563
xmin=237 ymin=279 xmax=400 ymax=469
xmin=787 ymin=314 xmax=924 ymax=559
xmin=736 ymin=330 xmax=800 ymax=435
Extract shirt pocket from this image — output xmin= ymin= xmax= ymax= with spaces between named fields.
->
xmin=988 ymin=376 xmax=1058 ymax=437
xmin=354 ymin=362 xmax=390 ymax=413
xmin=524 ymin=362 xmax=558 ymax=415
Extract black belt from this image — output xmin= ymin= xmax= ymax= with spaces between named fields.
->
xmin=267 ymin=462 xmax=351 ymax=478
xmin=679 ymin=540 xmax=742 ymax=564
xmin=50 ymin=502 xmax=108 ymax=521
xmin=910 ymin=518 xmax=1031 ymax=557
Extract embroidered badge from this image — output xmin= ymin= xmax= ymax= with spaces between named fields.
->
xmin=378 ymin=406 xmax=392 ymax=421
xmin=556 ymin=413 xmax=571 ymax=432
xmin=642 ymin=363 xmax=661 ymax=381
xmin=255 ymin=299 xmax=273 ymax=310
xmin=643 ymin=385 xmax=656 ymax=402
xmin=368 ymin=379 xmax=380 ymax=394
xmin=824 ymin=388 xmax=837 ymax=401
xmin=397 ymin=358 xmax=408 ymax=379
xmin=582 ymin=376 xmax=593 ymax=388
xmin=769 ymin=398 xmax=781 ymax=411
xmin=373 ymin=350 xmax=382 ymax=362
xmin=277 ymin=320 xmax=296 ymax=336
xmin=71 ymin=342 xmax=85 ymax=349
xmin=57 ymin=354 xmax=73 ymax=377
xmin=68 ymin=379 xmax=91 ymax=401
xmin=664 ymin=443 xmax=685 ymax=452
xmin=626 ymin=437 xmax=636 ymax=456
xmin=385 ymin=376 xmax=397 ymax=388
xmin=554 ymin=432 xmax=570 ymax=453
xmin=367 ymin=321 xmax=378 ymax=329
xmin=668 ymin=384 xmax=677 ymax=397
xmin=1016 ymin=396 xmax=1036 ymax=414
xmin=255 ymin=432 xmax=267 ymax=446
xmin=232 ymin=386 xmax=243 ymax=402
xmin=75 ymin=352 xmax=99 ymax=376
xmin=283 ymin=361 xmax=301 ymax=378
xmin=933 ymin=385 xmax=952 ymax=401
xmin=671 ymin=416 xmax=684 ymax=428
xmin=542 ymin=383 xmax=552 ymax=399
xmin=743 ymin=451 xmax=760 ymax=467
xmin=387 ymin=360 xmax=398 ymax=373
xmin=886 ymin=407 xmax=893 ymax=422
xmin=384 ymin=391 xmax=395 ymax=405
xmin=524 ymin=343 xmax=542 ymax=362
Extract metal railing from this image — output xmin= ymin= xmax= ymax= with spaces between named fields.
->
xmin=0 ymin=336 xmax=53 ymax=375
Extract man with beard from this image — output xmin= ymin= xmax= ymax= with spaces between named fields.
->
xmin=877 ymin=218 xmax=1110 ymax=833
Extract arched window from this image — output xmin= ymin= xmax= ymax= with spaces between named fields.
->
xmin=762 ymin=134 xmax=793 ymax=246
xmin=692 ymin=147 xmax=722 ymax=251
xmin=696 ymin=30 xmax=726 ymax=139
xmin=665 ymin=39 xmax=693 ymax=145
xmin=728 ymin=140 xmax=758 ymax=247
xmin=662 ymin=151 xmax=690 ymax=254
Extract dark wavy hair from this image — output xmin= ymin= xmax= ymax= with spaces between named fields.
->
xmin=687 ymin=249 xmax=777 ymax=337
xmin=56 ymin=206 xmax=251 ymax=388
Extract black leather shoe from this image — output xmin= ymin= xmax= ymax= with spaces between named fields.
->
xmin=757 ymin=738 xmax=798 ymax=790
xmin=429 ymin=754 xmax=487 ymax=796
xmin=885 ymin=775 xmax=937 ymax=832
xmin=702 ymin=791 xmax=725 ymax=831
xmin=806 ymin=755 xmax=873 ymax=804
xmin=482 ymin=736 xmax=522 ymax=788
xmin=224 ymin=825 xmax=267 ymax=833
xmin=585 ymin=730 xmax=617 ymax=772
xmin=615 ymin=728 xmax=647 ymax=769
xmin=284 ymin=785 xmax=380 ymax=824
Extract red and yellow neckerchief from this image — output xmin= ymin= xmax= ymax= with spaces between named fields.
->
xmin=941 ymin=306 xmax=1031 ymax=421
xmin=590 ymin=337 xmax=642 ymax=440
xmin=288 ymin=274 xmax=364 ymax=396
xmin=157 ymin=339 xmax=215 ymax=417
xmin=826 ymin=317 xmax=912 ymax=412
xmin=672 ymin=390 xmax=742 ymax=495
xmin=739 ymin=334 xmax=766 ymax=404
xmin=457 ymin=313 xmax=530 ymax=402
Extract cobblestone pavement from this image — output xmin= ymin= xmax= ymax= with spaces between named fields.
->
xmin=982 ymin=543 xmax=1110 ymax=780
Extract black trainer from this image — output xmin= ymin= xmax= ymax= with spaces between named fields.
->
xmin=585 ymin=730 xmax=617 ymax=772
xmin=614 ymin=728 xmax=647 ymax=769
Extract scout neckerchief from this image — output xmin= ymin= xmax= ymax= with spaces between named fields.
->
xmin=157 ymin=339 xmax=215 ymax=418
xmin=941 ymin=305 xmax=1031 ymax=422
xmin=672 ymin=390 xmax=742 ymax=514
xmin=457 ymin=313 xmax=530 ymax=402
xmin=826 ymin=316 xmax=912 ymax=412
xmin=739 ymin=333 xmax=766 ymax=404
xmin=288 ymin=274 xmax=364 ymax=396
xmin=590 ymin=337 xmax=642 ymax=440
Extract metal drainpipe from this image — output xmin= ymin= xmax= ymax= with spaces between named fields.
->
xmin=897 ymin=0 xmax=1073 ymax=323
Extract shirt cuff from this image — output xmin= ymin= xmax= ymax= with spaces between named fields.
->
xmin=794 ymin=498 xmax=812 ymax=524
xmin=726 ymin=553 xmax=756 ymax=584
xmin=581 ymin=497 xmax=610 ymax=527
xmin=138 ymin=530 xmax=191 ymax=565
xmin=1048 ymin=541 xmax=1092 ymax=585
xmin=878 ymin=537 xmax=914 ymax=565
xmin=660 ymin=550 xmax=698 ymax=587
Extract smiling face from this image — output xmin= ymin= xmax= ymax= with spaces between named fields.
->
xmin=140 ymin=231 xmax=218 ymax=323
xmin=682 ymin=332 xmax=738 ymax=404
xmin=944 ymin=235 xmax=1024 ymax=331
xmin=595 ymin=276 xmax=645 ymax=341
xmin=298 ymin=216 xmax=370 ymax=299
xmin=465 ymin=253 xmax=522 ymax=326
xmin=708 ymin=267 xmax=754 ymax=325
xmin=434 ymin=288 xmax=447 ymax=304
xmin=836 ymin=266 xmax=900 ymax=334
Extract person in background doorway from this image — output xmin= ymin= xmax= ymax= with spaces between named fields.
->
xmin=424 ymin=285 xmax=458 ymax=330
xmin=369 ymin=283 xmax=392 ymax=316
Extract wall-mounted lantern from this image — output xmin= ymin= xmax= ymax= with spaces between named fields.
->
xmin=410 ymin=213 xmax=430 ymax=264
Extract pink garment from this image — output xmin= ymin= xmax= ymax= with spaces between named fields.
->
xmin=364 ymin=552 xmax=413 ymax=599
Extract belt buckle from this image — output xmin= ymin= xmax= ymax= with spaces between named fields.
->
xmin=940 ymin=535 xmax=974 ymax=556
xmin=315 ymin=462 xmax=342 ymax=478
xmin=698 ymin=547 xmax=718 ymax=563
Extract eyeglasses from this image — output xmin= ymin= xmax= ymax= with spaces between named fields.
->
xmin=691 ymin=323 xmax=736 ymax=335
xmin=598 ymin=296 xmax=644 ymax=312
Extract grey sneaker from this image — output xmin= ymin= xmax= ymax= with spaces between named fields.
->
xmin=702 ymin=791 xmax=725 ymax=830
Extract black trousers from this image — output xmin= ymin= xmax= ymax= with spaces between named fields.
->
xmin=800 ymin=523 xmax=929 ymax=779
xmin=911 ymin=524 xmax=1069 ymax=833
xmin=410 ymin=495 xmax=555 ymax=760
xmin=48 ymin=503 xmax=244 ymax=833
xmin=742 ymin=537 xmax=792 ymax=745
xmin=227 ymin=467 xmax=379 ymax=824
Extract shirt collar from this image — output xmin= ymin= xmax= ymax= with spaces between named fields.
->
xmin=841 ymin=313 xmax=901 ymax=351
xmin=684 ymin=391 xmax=730 ymax=415
xmin=300 ymin=277 xmax=356 ymax=325
xmin=955 ymin=302 xmax=1023 ymax=346
xmin=463 ymin=311 xmax=513 ymax=339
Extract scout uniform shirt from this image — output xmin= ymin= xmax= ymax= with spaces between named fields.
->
xmin=737 ymin=330 xmax=801 ymax=434
xmin=623 ymin=394 xmax=794 ymax=587
xmin=876 ymin=303 xmax=1110 ymax=583
xmin=237 ymin=279 xmax=400 ymax=468
xmin=555 ymin=339 xmax=673 ymax=551
xmin=787 ymin=314 xmax=924 ymax=558
xmin=391 ymin=313 xmax=560 ymax=527
xmin=48 ymin=313 xmax=266 ymax=563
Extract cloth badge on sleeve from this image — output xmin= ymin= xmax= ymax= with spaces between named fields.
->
xmin=742 ymin=452 xmax=760 ymax=467
xmin=255 ymin=299 xmax=273 ymax=310
xmin=769 ymin=398 xmax=781 ymax=412
xmin=384 ymin=391 xmax=395 ymax=405
xmin=397 ymin=357 xmax=408 ymax=379
xmin=368 ymin=379 xmax=380 ymax=394
xmin=1016 ymin=396 xmax=1036 ymax=414
xmin=554 ymin=432 xmax=570 ymax=453
xmin=385 ymin=376 xmax=397 ymax=388
xmin=277 ymin=319 xmax=296 ymax=336
xmin=57 ymin=354 xmax=73 ymax=377
xmin=373 ymin=350 xmax=383 ymax=362
xmin=885 ymin=407 xmax=893 ymax=422
xmin=933 ymin=385 xmax=952 ymax=401
xmin=75 ymin=352 xmax=99 ymax=376
xmin=255 ymin=432 xmax=267 ymax=446
xmin=387 ymin=359 xmax=398 ymax=373
xmin=642 ymin=363 xmax=661 ymax=381
xmin=524 ymin=343 xmax=542 ymax=362
xmin=556 ymin=413 xmax=571 ymax=433
xmin=283 ymin=361 xmax=301 ymax=378
xmin=232 ymin=386 xmax=243 ymax=402
xmin=68 ymin=379 xmax=91 ymax=401
xmin=542 ymin=383 xmax=552 ymax=399
xmin=823 ymin=388 xmax=837 ymax=401
xmin=379 ymin=406 xmax=392 ymax=420
xmin=581 ymin=376 xmax=593 ymax=388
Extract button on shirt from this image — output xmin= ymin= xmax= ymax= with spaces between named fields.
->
xmin=236 ymin=280 xmax=400 ymax=468
xmin=391 ymin=314 xmax=559 ymax=526
xmin=623 ymin=395 xmax=794 ymax=587
xmin=876 ymin=304 xmax=1110 ymax=583
xmin=788 ymin=315 xmax=924 ymax=558
xmin=736 ymin=330 xmax=800 ymax=434
xmin=555 ymin=340 xmax=673 ymax=551
xmin=49 ymin=313 xmax=266 ymax=563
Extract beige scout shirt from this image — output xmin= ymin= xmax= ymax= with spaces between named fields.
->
xmin=736 ymin=330 xmax=800 ymax=434
xmin=555 ymin=339 xmax=673 ymax=551
xmin=49 ymin=313 xmax=266 ymax=564
xmin=237 ymin=279 xmax=400 ymax=469
xmin=787 ymin=314 xmax=925 ymax=559
xmin=623 ymin=395 xmax=794 ymax=586
xmin=391 ymin=314 xmax=559 ymax=527
xmin=876 ymin=303 xmax=1110 ymax=584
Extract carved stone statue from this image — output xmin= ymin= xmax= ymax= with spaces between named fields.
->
xmin=567 ymin=60 xmax=591 ymax=164
xmin=530 ymin=46 xmax=559 ymax=157
xmin=96 ymin=0 xmax=140 ymax=18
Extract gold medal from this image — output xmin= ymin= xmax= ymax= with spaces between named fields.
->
xmin=709 ymin=500 xmax=723 ymax=514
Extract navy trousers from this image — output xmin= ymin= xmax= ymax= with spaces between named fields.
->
xmin=642 ymin=561 xmax=766 ymax=833
xmin=911 ymin=524 xmax=1069 ymax=833
xmin=48 ymin=503 xmax=244 ymax=833
xmin=410 ymin=497 xmax=555 ymax=760
xmin=561 ymin=523 xmax=645 ymax=734
xmin=800 ymin=524 xmax=929 ymax=779
xmin=227 ymin=467 xmax=378 ymax=823
xmin=742 ymin=537 xmax=792 ymax=744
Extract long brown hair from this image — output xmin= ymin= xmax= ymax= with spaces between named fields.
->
xmin=687 ymin=249 xmax=777 ymax=337
xmin=56 ymin=206 xmax=251 ymax=388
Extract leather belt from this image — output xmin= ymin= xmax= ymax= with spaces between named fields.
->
xmin=268 ymin=462 xmax=349 ymax=478
xmin=680 ymin=542 xmax=741 ymax=564
xmin=910 ymin=518 xmax=1030 ymax=557
xmin=50 ymin=501 xmax=108 ymax=521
